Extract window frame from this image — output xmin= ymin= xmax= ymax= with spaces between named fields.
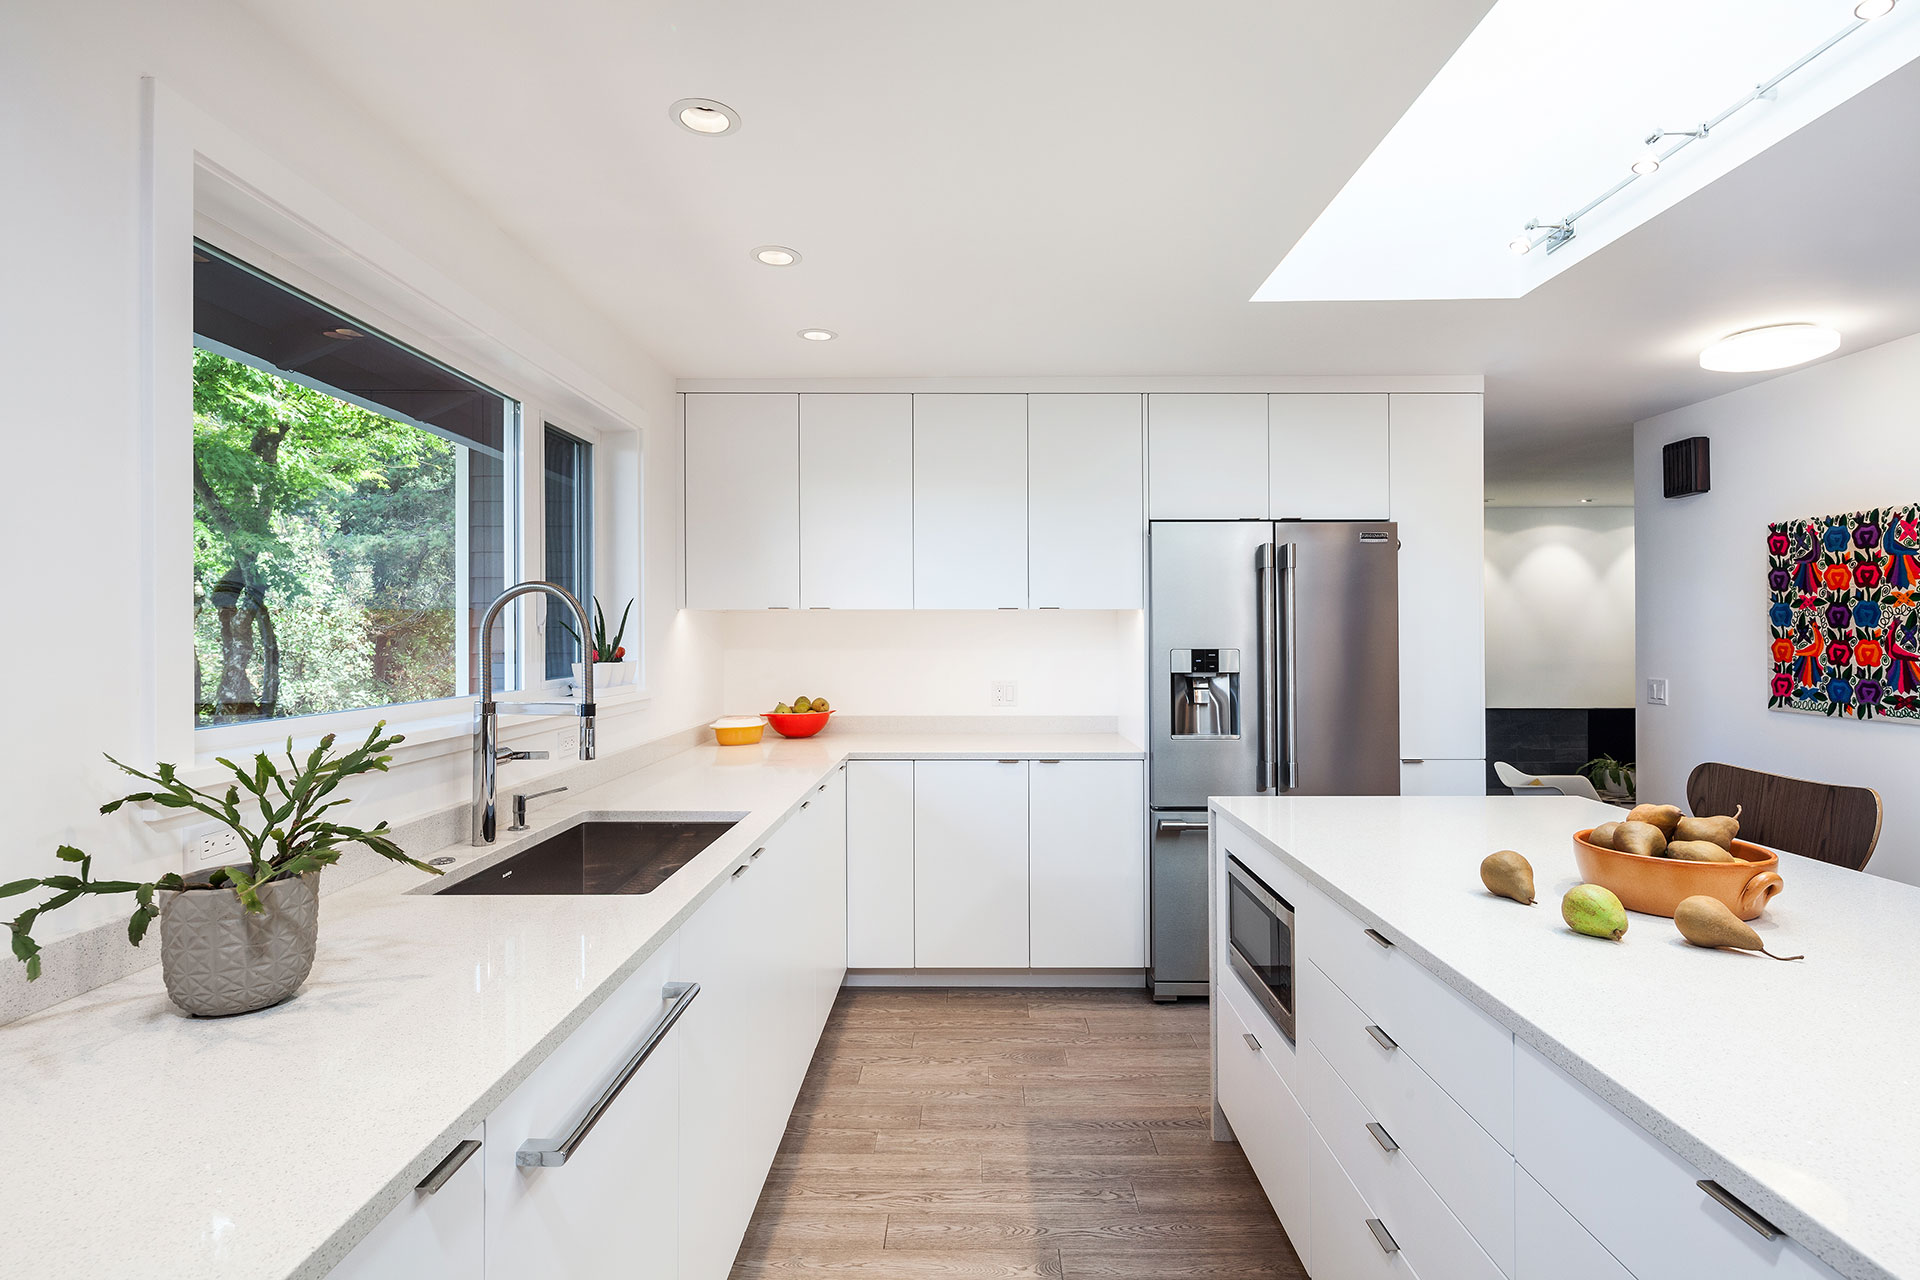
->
xmin=541 ymin=422 xmax=597 ymax=682
xmin=146 ymin=80 xmax=645 ymax=772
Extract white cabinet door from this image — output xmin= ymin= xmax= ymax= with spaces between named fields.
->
xmin=1269 ymin=393 xmax=1389 ymax=519
xmin=914 ymin=760 xmax=1030 ymax=967
xmin=1399 ymin=759 xmax=1488 ymax=796
xmin=847 ymin=760 xmax=915 ymax=968
xmin=685 ymin=393 xmax=799 ymax=610
xmin=486 ymin=940 xmax=683 ymax=1280
xmin=793 ymin=766 xmax=849 ymax=1021
xmin=329 ymin=1126 xmax=484 ymax=1280
xmin=1028 ymin=759 xmax=1144 ymax=968
xmin=1215 ymin=979 xmax=1311 ymax=1257
xmin=800 ymin=393 xmax=913 ymax=609
xmin=1146 ymin=393 xmax=1267 ymax=518
xmin=1028 ymin=394 xmax=1144 ymax=609
xmin=1516 ymin=1168 xmax=1633 ymax=1280
xmin=913 ymin=394 xmax=1027 ymax=609
xmin=1389 ymin=394 xmax=1485 ymax=762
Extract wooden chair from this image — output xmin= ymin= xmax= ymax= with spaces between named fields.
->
xmin=1685 ymin=762 xmax=1883 ymax=871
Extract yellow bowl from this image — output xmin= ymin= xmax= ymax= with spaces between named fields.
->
xmin=711 ymin=716 xmax=766 ymax=746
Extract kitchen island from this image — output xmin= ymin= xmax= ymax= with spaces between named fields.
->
xmin=1210 ymin=793 xmax=1919 ymax=1280
xmin=0 ymin=728 xmax=1139 ymax=1279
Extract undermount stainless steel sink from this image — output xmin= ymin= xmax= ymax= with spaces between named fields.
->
xmin=435 ymin=820 xmax=739 ymax=896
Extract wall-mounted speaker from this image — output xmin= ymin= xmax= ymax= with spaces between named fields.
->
xmin=1662 ymin=436 xmax=1710 ymax=498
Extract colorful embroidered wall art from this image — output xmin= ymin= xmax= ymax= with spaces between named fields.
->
xmin=1767 ymin=503 xmax=1920 ymax=722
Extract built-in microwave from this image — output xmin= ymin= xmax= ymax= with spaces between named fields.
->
xmin=1226 ymin=856 xmax=1295 ymax=1042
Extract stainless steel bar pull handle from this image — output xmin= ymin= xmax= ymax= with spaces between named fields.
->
xmin=1366 ymin=1121 xmax=1399 ymax=1153
xmin=1280 ymin=541 xmax=1298 ymax=792
xmin=1365 ymin=1218 xmax=1400 ymax=1254
xmin=416 ymin=1139 xmax=481 ymax=1194
xmin=1365 ymin=1024 xmax=1399 ymax=1052
xmin=1364 ymin=928 xmax=1393 ymax=949
xmin=517 ymin=982 xmax=701 ymax=1168
xmin=1242 ymin=1032 xmax=1261 ymax=1052
xmin=1155 ymin=819 xmax=1210 ymax=835
xmin=1698 ymin=1180 xmax=1781 ymax=1240
xmin=1256 ymin=543 xmax=1280 ymax=792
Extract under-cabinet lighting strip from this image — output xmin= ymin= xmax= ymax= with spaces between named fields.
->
xmin=1509 ymin=1 xmax=1899 ymax=256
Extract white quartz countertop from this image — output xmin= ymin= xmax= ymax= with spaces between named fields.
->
xmin=1212 ymin=794 xmax=1920 ymax=1280
xmin=0 ymin=730 xmax=1138 ymax=1280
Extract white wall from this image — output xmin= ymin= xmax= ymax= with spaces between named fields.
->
xmin=717 ymin=611 xmax=1143 ymax=722
xmin=1483 ymin=507 xmax=1636 ymax=708
xmin=0 ymin=0 xmax=720 ymax=949
xmin=1635 ymin=331 xmax=1920 ymax=885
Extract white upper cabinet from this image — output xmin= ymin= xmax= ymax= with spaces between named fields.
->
xmin=1389 ymin=393 xmax=1486 ymax=762
xmin=1028 ymin=759 xmax=1145 ymax=968
xmin=1028 ymin=394 xmax=1144 ymax=609
xmin=1147 ymin=393 xmax=1268 ymax=519
xmin=800 ymin=394 xmax=913 ymax=609
xmin=913 ymin=394 xmax=1028 ymax=609
xmin=684 ymin=394 xmax=799 ymax=610
xmin=1269 ymin=393 xmax=1390 ymax=519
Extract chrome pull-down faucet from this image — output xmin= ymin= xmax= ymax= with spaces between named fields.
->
xmin=473 ymin=582 xmax=596 ymax=844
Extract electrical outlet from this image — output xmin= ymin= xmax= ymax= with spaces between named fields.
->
xmin=183 ymin=823 xmax=244 ymax=875
xmin=1646 ymin=677 xmax=1669 ymax=706
xmin=992 ymin=681 xmax=1018 ymax=708
xmin=557 ymin=725 xmax=578 ymax=753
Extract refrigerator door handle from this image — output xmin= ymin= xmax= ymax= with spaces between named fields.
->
xmin=1256 ymin=543 xmax=1279 ymax=793
xmin=1280 ymin=541 xmax=1299 ymax=792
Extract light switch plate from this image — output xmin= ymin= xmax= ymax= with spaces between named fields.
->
xmin=991 ymin=681 xmax=1018 ymax=707
xmin=1646 ymin=677 xmax=1669 ymax=706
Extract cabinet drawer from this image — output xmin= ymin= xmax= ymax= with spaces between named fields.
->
xmin=1215 ymin=981 xmax=1310 ymax=1256
xmin=1218 ymin=959 xmax=1308 ymax=1102
xmin=1306 ymin=901 xmax=1513 ymax=1148
xmin=1515 ymin=1040 xmax=1842 ymax=1280
xmin=1304 ymin=961 xmax=1514 ymax=1274
xmin=1309 ymin=1123 xmax=1423 ymax=1280
xmin=1516 ymin=1167 xmax=1632 ymax=1280
xmin=1306 ymin=1042 xmax=1502 ymax=1280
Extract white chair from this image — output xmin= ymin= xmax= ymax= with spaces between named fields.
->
xmin=1493 ymin=761 xmax=1601 ymax=800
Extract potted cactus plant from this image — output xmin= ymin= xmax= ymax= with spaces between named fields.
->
xmin=564 ymin=595 xmax=636 ymax=691
xmin=2 ymin=722 xmax=439 ymax=1017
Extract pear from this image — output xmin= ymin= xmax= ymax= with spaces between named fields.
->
xmin=1666 ymin=839 xmax=1737 ymax=864
xmin=1674 ymin=805 xmax=1743 ymax=850
xmin=1626 ymin=804 xmax=1682 ymax=838
xmin=1612 ymin=820 xmax=1668 ymax=858
xmin=1562 ymin=884 xmax=1629 ymax=941
xmin=1479 ymin=850 xmax=1536 ymax=905
xmin=811 ymin=698 xmax=831 ymax=713
xmin=1586 ymin=822 xmax=1621 ymax=850
xmin=792 ymin=696 xmax=813 ymax=713
xmin=1674 ymin=895 xmax=1802 ymax=960
xmin=773 ymin=703 xmax=793 ymax=715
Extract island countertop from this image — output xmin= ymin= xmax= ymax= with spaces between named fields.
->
xmin=1211 ymin=793 xmax=1920 ymax=1280
xmin=0 ymin=730 xmax=1139 ymax=1280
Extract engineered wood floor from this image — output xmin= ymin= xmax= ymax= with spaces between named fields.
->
xmin=731 ymin=987 xmax=1307 ymax=1278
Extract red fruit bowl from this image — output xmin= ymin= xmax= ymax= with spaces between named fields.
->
xmin=763 ymin=709 xmax=834 ymax=739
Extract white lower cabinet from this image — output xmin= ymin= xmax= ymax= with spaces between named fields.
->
xmin=1309 ymin=1126 xmax=1420 ymax=1279
xmin=329 ymin=1126 xmax=485 ymax=1279
xmin=846 ymin=760 xmax=915 ymax=968
xmin=1028 ymin=759 xmax=1145 ymax=968
xmin=913 ymin=760 xmax=1030 ymax=967
xmin=1214 ymin=975 xmax=1310 ymax=1258
xmin=485 ymin=939 xmax=686 ymax=1279
xmin=1398 ymin=758 xmax=1487 ymax=796
xmin=1516 ymin=1168 xmax=1633 ymax=1280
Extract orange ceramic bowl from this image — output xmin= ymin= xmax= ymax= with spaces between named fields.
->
xmin=1572 ymin=829 xmax=1784 ymax=921
xmin=764 ymin=709 xmax=834 ymax=739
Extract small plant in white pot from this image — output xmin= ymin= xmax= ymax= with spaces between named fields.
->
xmin=564 ymin=596 xmax=636 ymax=690
xmin=2 ymin=723 xmax=440 ymax=1017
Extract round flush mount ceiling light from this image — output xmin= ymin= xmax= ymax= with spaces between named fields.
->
xmin=797 ymin=328 xmax=837 ymax=342
xmin=1631 ymin=153 xmax=1662 ymax=176
xmin=753 ymin=245 xmax=801 ymax=267
xmin=1855 ymin=0 xmax=1896 ymax=19
xmin=1507 ymin=234 xmax=1533 ymax=255
xmin=1699 ymin=323 xmax=1840 ymax=372
xmin=670 ymin=98 xmax=739 ymax=136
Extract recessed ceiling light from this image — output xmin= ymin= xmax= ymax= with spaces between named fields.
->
xmin=1580 ymin=497 xmax=1595 ymax=503
xmin=1630 ymin=153 xmax=1662 ymax=176
xmin=669 ymin=98 xmax=739 ymax=136
xmin=322 ymin=327 xmax=363 ymax=340
xmin=1855 ymin=0 xmax=1896 ymax=19
xmin=753 ymin=246 xmax=801 ymax=267
xmin=1699 ymin=323 xmax=1840 ymax=372
xmin=797 ymin=329 xmax=837 ymax=342
xmin=1507 ymin=234 xmax=1533 ymax=255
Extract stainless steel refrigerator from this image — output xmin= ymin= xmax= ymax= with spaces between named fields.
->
xmin=1147 ymin=520 xmax=1401 ymax=999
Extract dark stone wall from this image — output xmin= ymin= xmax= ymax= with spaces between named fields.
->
xmin=1485 ymin=708 xmax=1636 ymax=794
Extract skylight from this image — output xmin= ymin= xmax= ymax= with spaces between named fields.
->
xmin=1253 ymin=0 xmax=1920 ymax=302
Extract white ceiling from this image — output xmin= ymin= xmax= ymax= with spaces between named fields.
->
xmin=238 ymin=0 xmax=1920 ymax=506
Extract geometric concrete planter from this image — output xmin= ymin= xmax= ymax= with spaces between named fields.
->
xmin=159 ymin=872 xmax=319 ymax=1017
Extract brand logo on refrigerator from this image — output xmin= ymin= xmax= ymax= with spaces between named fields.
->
xmin=1359 ymin=531 xmax=1390 ymax=543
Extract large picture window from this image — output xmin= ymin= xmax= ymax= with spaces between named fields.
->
xmin=191 ymin=242 xmax=515 ymax=726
